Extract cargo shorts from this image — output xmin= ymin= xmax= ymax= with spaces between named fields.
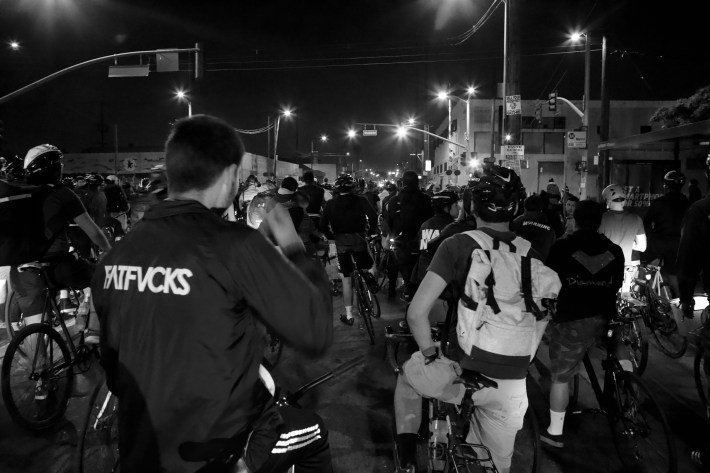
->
xmin=548 ymin=315 xmax=608 ymax=383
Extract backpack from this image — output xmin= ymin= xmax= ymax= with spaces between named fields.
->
xmin=0 ymin=180 xmax=55 ymax=266
xmin=456 ymin=230 xmax=562 ymax=361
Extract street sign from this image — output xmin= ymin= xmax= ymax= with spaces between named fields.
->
xmin=362 ymin=129 xmax=377 ymax=136
xmin=566 ymin=131 xmax=587 ymax=149
xmin=502 ymin=145 xmax=524 ymax=159
xmin=506 ymin=95 xmax=521 ymax=115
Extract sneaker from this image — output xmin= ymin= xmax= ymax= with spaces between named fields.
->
xmin=339 ymin=314 xmax=354 ymax=326
xmin=540 ymin=429 xmax=564 ymax=448
xmin=395 ymin=434 xmax=417 ymax=471
xmin=34 ymin=379 xmax=48 ymax=401
xmin=84 ymin=330 xmax=100 ymax=345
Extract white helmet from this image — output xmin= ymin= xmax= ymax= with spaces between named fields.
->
xmin=601 ymin=184 xmax=626 ymax=202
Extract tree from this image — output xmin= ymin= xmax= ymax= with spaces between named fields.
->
xmin=650 ymin=85 xmax=710 ymax=127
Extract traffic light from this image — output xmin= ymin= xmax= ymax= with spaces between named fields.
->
xmin=194 ymin=42 xmax=204 ymax=80
xmin=548 ymin=91 xmax=557 ymax=112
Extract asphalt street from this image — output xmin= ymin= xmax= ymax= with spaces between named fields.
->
xmin=0 ymin=281 xmax=708 ymax=473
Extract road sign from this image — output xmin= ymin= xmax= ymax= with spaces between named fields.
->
xmin=566 ymin=131 xmax=587 ymax=149
xmin=506 ymin=95 xmax=521 ymax=115
xmin=362 ymin=129 xmax=377 ymax=136
xmin=502 ymin=145 xmax=524 ymax=159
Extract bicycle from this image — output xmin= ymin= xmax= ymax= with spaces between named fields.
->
xmin=615 ymin=296 xmax=650 ymax=375
xmin=385 ymin=323 xmax=541 ymax=473
xmin=691 ymin=303 xmax=710 ymax=418
xmin=4 ymin=283 xmax=85 ymax=340
xmin=349 ymin=251 xmax=381 ymax=345
xmin=570 ymin=316 xmax=677 ymax=473
xmin=1 ymin=261 xmax=98 ymax=431
xmin=375 ymin=237 xmax=396 ymax=293
xmin=630 ymin=264 xmax=687 ymax=358
xmin=76 ymin=356 xmax=365 ymax=473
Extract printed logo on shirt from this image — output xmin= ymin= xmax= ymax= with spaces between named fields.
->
xmin=103 ymin=265 xmax=193 ymax=295
xmin=420 ymin=228 xmax=440 ymax=250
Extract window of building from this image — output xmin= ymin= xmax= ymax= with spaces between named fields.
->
xmin=544 ymin=132 xmax=564 ymax=154
xmin=522 ymin=132 xmax=543 ymax=153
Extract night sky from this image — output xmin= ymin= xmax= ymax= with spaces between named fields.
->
xmin=0 ymin=0 xmax=708 ymax=171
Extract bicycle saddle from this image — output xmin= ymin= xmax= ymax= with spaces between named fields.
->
xmin=455 ymin=370 xmax=498 ymax=391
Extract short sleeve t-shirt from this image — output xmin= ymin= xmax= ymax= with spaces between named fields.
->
xmin=42 ymin=185 xmax=87 ymax=257
xmin=599 ymin=210 xmax=645 ymax=263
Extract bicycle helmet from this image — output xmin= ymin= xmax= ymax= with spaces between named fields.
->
xmin=431 ymin=190 xmax=459 ymax=212
xmin=663 ymin=170 xmax=686 ymax=190
xmin=24 ymin=144 xmax=63 ymax=185
xmin=469 ymin=164 xmax=520 ymax=222
xmin=83 ymin=172 xmax=104 ymax=188
xmin=61 ymin=176 xmax=76 ymax=189
xmin=601 ymin=184 xmax=626 ymax=203
xmin=334 ymin=173 xmax=355 ymax=193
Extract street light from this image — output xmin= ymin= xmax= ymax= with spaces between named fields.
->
xmin=437 ymin=87 xmax=476 ymax=180
xmin=310 ymin=134 xmax=328 ymax=171
xmin=8 ymin=41 xmax=20 ymax=51
xmin=570 ymin=30 xmax=592 ymax=198
xmin=272 ymin=108 xmax=293 ymax=178
xmin=175 ymin=89 xmax=192 ymax=117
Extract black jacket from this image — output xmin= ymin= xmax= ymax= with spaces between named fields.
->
xmin=510 ymin=211 xmax=556 ymax=263
xmin=387 ymin=187 xmax=433 ymax=239
xmin=677 ymin=195 xmax=710 ymax=302
xmin=92 ymin=199 xmax=333 ymax=473
xmin=547 ymin=230 xmax=624 ymax=322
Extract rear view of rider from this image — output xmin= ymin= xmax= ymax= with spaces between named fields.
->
xmin=91 ymin=115 xmax=334 ymax=473
xmin=320 ymin=173 xmax=378 ymax=326
xmin=9 ymin=145 xmax=110 ymax=349
xmin=643 ymin=170 xmax=689 ymax=297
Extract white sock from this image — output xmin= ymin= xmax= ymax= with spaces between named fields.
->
xmin=548 ymin=410 xmax=566 ymax=436
xmin=345 ymin=306 xmax=353 ymax=318
xmin=619 ymin=360 xmax=634 ymax=372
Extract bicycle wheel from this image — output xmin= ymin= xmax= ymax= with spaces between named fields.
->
xmin=4 ymin=288 xmax=25 ymax=339
xmin=694 ymin=346 xmax=708 ymax=417
xmin=77 ymin=380 xmax=120 ymax=473
xmin=356 ymin=274 xmax=376 ymax=345
xmin=608 ymin=371 xmax=677 ymax=473
xmin=510 ymin=406 xmax=540 ymax=473
xmin=377 ymin=251 xmax=390 ymax=292
xmin=363 ymin=284 xmax=381 ymax=319
xmin=1 ymin=323 xmax=74 ymax=431
xmin=648 ymin=300 xmax=687 ymax=358
xmin=620 ymin=318 xmax=649 ymax=375
xmin=414 ymin=399 xmax=433 ymax=473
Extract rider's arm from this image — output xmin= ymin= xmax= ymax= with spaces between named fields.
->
xmin=362 ymin=197 xmax=379 ymax=234
xmin=632 ymin=216 xmax=647 ymax=252
xmin=319 ymin=200 xmax=335 ymax=239
xmin=74 ymin=212 xmax=111 ymax=253
xmin=408 ymin=271 xmax=447 ymax=351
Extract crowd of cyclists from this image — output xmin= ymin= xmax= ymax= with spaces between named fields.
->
xmin=1 ymin=113 xmax=709 ymax=472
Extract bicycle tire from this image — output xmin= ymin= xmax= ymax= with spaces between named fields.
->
xmin=376 ymin=252 xmax=390 ymax=292
xmin=648 ymin=302 xmax=687 ymax=358
xmin=1 ymin=323 xmax=74 ymax=431
xmin=694 ymin=346 xmax=708 ymax=417
xmin=415 ymin=399 xmax=433 ymax=473
xmin=508 ymin=405 xmax=540 ymax=473
xmin=621 ymin=318 xmax=649 ymax=375
xmin=608 ymin=371 xmax=677 ymax=473
xmin=356 ymin=274 xmax=376 ymax=345
xmin=77 ymin=380 xmax=120 ymax=473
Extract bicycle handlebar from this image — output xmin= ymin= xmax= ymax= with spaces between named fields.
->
xmin=284 ymin=355 xmax=365 ymax=404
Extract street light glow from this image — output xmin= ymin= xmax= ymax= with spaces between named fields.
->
xmin=407 ymin=117 xmax=415 ymax=126
xmin=570 ymin=32 xmax=583 ymax=42
xmin=436 ymin=91 xmax=448 ymax=100
xmin=505 ymin=134 xmax=512 ymax=142
xmin=9 ymin=41 xmax=20 ymax=50
xmin=467 ymin=86 xmax=476 ymax=95
xmin=175 ymin=90 xmax=187 ymax=100
xmin=395 ymin=126 xmax=408 ymax=138
xmin=282 ymin=109 xmax=292 ymax=117
xmin=320 ymin=134 xmax=328 ymax=142
xmin=347 ymin=129 xmax=356 ymax=139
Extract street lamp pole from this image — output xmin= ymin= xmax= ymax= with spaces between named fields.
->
xmin=501 ymin=0 xmax=508 ymax=146
xmin=273 ymin=115 xmax=282 ymax=178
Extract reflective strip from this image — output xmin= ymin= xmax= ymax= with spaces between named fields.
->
xmin=278 ymin=424 xmax=319 ymax=440
xmin=271 ymin=433 xmax=322 ymax=454
xmin=275 ymin=428 xmax=321 ymax=447
xmin=0 ymin=194 xmax=31 ymax=203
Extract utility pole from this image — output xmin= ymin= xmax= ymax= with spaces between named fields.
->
xmin=599 ymin=34 xmax=610 ymax=191
xmin=507 ymin=0 xmax=521 ymax=146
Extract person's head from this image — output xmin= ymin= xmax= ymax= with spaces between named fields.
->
xmin=334 ymin=173 xmax=355 ymax=194
xmin=303 ymin=171 xmax=315 ymax=184
xmin=565 ymin=198 xmax=578 ymax=216
xmin=523 ymin=195 xmax=543 ymax=213
xmin=246 ymin=174 xmax=260 ymax=187
xmin=83 ymin=172 xmax=104 ymax=190
xmin=385 ymin=181 xmax=397 ymax=194
xmin=573 ymin=199 xmax=604 ymax=232
xmin=469 ymin=164 xmax=520 ymax=223
xmin=294 ymin=190 xmax=310 ymax=209
xmin=402 ymin=170 xmax=420 ymax=189
xmin=546 ymin=180 xmax=561 ymax=205
xmin=165 ymin=115 xmax=245 ymax=208
xmin=106 ymin=175 xmax=119 ymax=186
xmin=601 ymin=184 xmax=627 ymax=211
xmin=366 ymin=180 xmax=376 ymax=191
xmin=279 ymin=176 xmax=298 ymax=196
xmin=23 ymin=144 xmax=63 ymax=185
xmin=432 ymin=190 xmax=460 ymax=218
xmin=663 ymin=170 xmax=686 ymax=192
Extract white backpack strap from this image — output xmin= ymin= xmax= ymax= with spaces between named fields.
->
xmin=462 ymin=230 xmax=493 ymax=250
xmin=463 ymin=230 xmax=531 ymax=255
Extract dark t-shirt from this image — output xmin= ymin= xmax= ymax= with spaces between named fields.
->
xmin=41 ymin=185 xmax=87 ymax=258
xmin=320 ymin=193 xmax=378 ymax=238
xmin=300 ymin=183 xmax=325 ymax=214
xmin=510 ymin=211 xmax=556 ymax=262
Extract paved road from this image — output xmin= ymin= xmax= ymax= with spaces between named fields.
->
xmin=0 ymin=290 xmax=707 ymax=472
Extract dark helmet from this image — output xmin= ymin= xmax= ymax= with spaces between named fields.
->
xmin=663 ymin=170 xmax=686 ymax=190
xmin=24 ymin=144 xmax=63 ymax=185
xmin=83 ymin=172 xmax=104 ymax=188
xmin=334 ymin=173 xmax=355 ymax=192
xmin=1 ymin=155 xmax=25 ymax=182
xmin=469 ymin=164 xmax=520 ymax=222
xmin=61 ymin=176 xmax=76 ymax=189
xmin=431 ymin=190 xmax=459 ymax=212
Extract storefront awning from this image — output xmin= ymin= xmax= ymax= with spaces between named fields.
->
xmin=599 ymin=119 xmax=710 ymax=151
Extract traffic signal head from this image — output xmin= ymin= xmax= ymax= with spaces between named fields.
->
xmin=548 ymin=91 xmax=557 ymax=112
